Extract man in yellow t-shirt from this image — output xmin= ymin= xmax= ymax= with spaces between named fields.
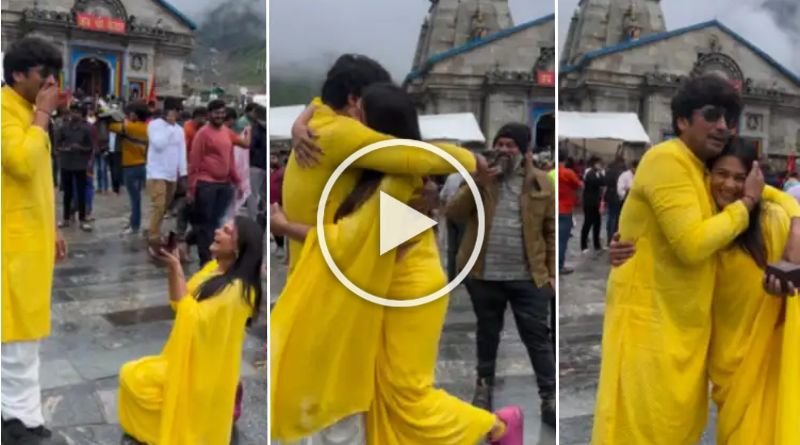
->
xmin=109 ymin=103 xmax=149 ymax=234
xmin=1 ymin=36 xmax=68 ymax=444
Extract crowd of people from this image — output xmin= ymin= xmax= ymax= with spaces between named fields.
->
xmin=269 ymin=54 xmax=556 ymax=445
xmin=1 ymin=36 xmax=267 ymax=444
xmin=557 ymin=153 xmax=638 ymax=274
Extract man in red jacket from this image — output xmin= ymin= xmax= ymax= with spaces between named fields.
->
xmin=558 ymin=149 xmax=583 ymax=274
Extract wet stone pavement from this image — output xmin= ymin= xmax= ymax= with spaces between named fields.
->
xmin=44 ymin=192 xmax=268 ymax=444
xmin=558 ymin=213 xmax=715 ymax=445
xmin=269 ymin=234 xmax=557 ymax=444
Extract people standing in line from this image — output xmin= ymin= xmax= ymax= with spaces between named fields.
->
xmin=56 ymin=103 xmax=95 ymax=232
xmin=447 ymin=123 xmax=557 ymax=427
xmin=616 ymin=159 xmax=637 ymax=208
xmin=1 ymin=36 xmax=68 ymax=445
xmin=439 ymin=172 xmax=465 ymax=281
xmin=188 ymin=99 xmax=243 ymax=266
xmin=246 ymin=105 xmax=268 ymax=224
xmin=558 ymin=150 xmax=583 ymax=275
xmin=110 ymin=103 xmax=150 ymax=235
xmin=580 ymin=156 xmax=605 ymax=252
xmin=145 ymin=103 xmax=187 ymax=257
xmin=604 ymin=156 xmax=626 ymax=247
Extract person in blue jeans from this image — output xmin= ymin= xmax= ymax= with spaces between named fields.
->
xmin=109 ymin=103 xmax=150 ymax=235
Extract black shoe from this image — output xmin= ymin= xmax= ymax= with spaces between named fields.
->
xmin=2 ymin=418 xmax=64 ymax=444
xmin=121 ymin=433 xmax=145 ymax=444
xmin=541 ymin=397 xmax=556 ymax=428
xmin=471 ymin=377 xmax=494 ymax=411
xmin=560 ymin=267 xmax=574 ymax=275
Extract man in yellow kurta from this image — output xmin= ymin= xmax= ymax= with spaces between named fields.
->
xmin=1 ymin=37 xmax=68 ymax=443
xmin=592 ymin=75 xmax=800 ymax=444
xmin=276 ymin=54 xmax=485 ymax=443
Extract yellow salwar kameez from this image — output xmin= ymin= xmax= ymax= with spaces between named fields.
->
xmin=118 ymin=261 xmax=255 ymax=444
xmin=592 ymin=138 xmax=800 ymax=445
xmin=710 ymin=203 xmax=800 ymax=445
xmin=271 ymin=176 xmax=495 ymax=444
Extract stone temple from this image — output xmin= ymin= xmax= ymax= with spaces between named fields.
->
xmin=405 ymin=0 xmax=555 ymax=151
xmin=1 ymin=0 xmax=196 ymax=100
xmin=560 ymin=0 xmax=800 ymax=163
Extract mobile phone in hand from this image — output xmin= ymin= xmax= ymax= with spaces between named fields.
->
xmin=163 ymin=231 xmax=178 ymax=252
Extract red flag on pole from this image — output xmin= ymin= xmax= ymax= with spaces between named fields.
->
xmin=789 ymin=153 xmax=796 ymax=173
xmin=147 ymin=73 xmax=156 ymax=103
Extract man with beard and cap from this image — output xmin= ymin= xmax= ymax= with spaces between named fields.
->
xmin=446 ymin=123 xmax=557 ymax=427
xmin=2 ymin=36 xmax=68 ymax=444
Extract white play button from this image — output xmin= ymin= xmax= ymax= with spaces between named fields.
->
xmin=379 ymin=191 xmax=438 ymax=256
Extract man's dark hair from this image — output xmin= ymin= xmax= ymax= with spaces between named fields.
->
xmin=225 ymin=107 xmax=238 ymax=121
xmin=4 ymin=37 xmax=63 ymax=87
xmin=244 ymin=102 xmax=257 ymax=113
xmin=321 ymin=54 xmax=392 ymax=109
xmin=631 ymin=160 xmax=639 ymax=169
xmin=207 ymin=99 xmax=226 ymax=113
xmin=163 ymin=101 xmax=181 ymax=113
xmin=192 ymin=106 xmax=208 ymax=118
xmin=128 ymin=103 xmax=150 ymax=121
xmin=791 ymin=172 xmax=799 ymax=179
xmin=671 ymin=74 xmax=742 ymax=136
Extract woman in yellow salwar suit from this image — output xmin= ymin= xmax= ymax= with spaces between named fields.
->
xmin=705 ymin=143 xmax=800 ymax=445
xmin=609 ymin=141 xmax=800 ymax=444
xmin=270 ymin=83 xmax=522 ymax=445
xmin=118 ymin=216 xmax=264 ymax=445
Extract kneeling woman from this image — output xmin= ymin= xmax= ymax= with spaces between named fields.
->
xmin=118 ymin=216 xmax=264 ymax=444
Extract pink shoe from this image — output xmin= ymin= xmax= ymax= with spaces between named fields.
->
xmin=491 ymin=405 xmax=524 ymax=445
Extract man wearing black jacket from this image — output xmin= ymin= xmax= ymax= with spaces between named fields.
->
xmin=580 ymin=156 xmax=605 ymax=252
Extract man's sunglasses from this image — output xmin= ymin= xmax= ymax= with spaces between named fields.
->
xmin=695 ymin=105 xmax=738 ymax=128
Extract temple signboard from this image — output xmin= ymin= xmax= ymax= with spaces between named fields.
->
xmin=75 ymin=12 xmax=126 ymax=34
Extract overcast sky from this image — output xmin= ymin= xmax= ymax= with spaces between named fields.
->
xmin=558 ymin=0 xmax=798 ymax=73
xmin=269 ymin=0 xmax=554 ymax=79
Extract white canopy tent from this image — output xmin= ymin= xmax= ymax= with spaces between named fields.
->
xmin=269 ymin=105 xmax=306 ymax=141
xmin=270 ymin=105 xmax=486 ymax=144
xmin=418 ymin=112 xmax=486 ymax=143
xmin=558 ymin=111 xmax=651 ymax=157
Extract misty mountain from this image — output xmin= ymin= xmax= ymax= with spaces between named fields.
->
xmin=187 ymin=0 xmax=267 ymax=92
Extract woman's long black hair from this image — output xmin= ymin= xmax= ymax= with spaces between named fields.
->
xmin=195 ymin=216 xmax=264 ymax=322
xmin=707 ymin=138 xmax=767 ymax=268
xmin=334 ymin=82 xmax=423 ymax=222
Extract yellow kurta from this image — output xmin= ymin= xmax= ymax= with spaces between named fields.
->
xmin=711 ymin=203 xmax=800 ymax=444
xmin=271 ymin=176 xmax=416 ymax=441
xmin=592 ymin=138 xmax=800 ymax=444
xmin=118 ymin=261 xmax=254 ymax=444
xmin=271 ymin=176 xmax=495 ymax=443
xmin=1 ymin=86 xmax=56 ymax=342
xmin=281 ymin=97 xmax=477 ymax=272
